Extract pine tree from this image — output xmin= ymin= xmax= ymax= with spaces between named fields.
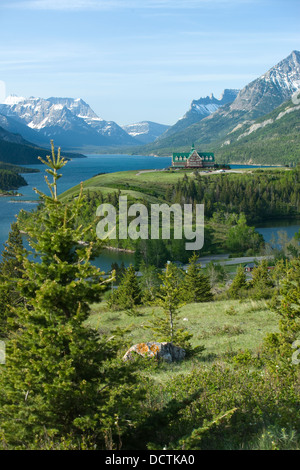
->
xmin=0 ymin=141 xmax=143 ymax=449
xmin=250 ymin=259 xmax=274 ymax=299
xmin=0 ymin=222 xmax=24 ymax=337
xmin=112 ymin=264 xmax=142 ymax=313
xmin=263 ymin=257 xmax=300 ymax=368
xmin=148 ymin=263 xmax=192 ymax=349
xmin=183 ymin=253 xmax=213 ymax=303
xmin=139 ymin=261 xmax=160 ymax=303
xmin=228 ymin=265 xmax=247 ymax=299
xmin=0 ymin=222 xmax=23 ymax=279
xmin=276 ymin=258 xmax=300 ymax=348
xmin=251 ymin=259 xmax=273 ymax=289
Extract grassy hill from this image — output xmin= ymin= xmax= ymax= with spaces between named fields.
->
xmin=60 ymin=168 xmax=192 ymax=203
xmin=87 ymin=297 xmax=279 ymax=376
xmin=60 ymin=166 xmax=290 ymax=204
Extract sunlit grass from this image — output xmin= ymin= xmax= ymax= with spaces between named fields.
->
xmin=87 ymin=298 xmax=279 ymax=378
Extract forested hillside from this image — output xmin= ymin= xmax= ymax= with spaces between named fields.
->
xmin=217 ymin=97 xmax=300 ymax=165
xmin=0 ymin=169 xmax=27 ymax=191
xmin=0 ymin=126 xmax=86 ymax=165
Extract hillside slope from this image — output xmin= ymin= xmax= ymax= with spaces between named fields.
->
xmin=216 ymin=94 xmax=300 ymax=164
xmin=0 ymin=126 xmax=86 ymax=165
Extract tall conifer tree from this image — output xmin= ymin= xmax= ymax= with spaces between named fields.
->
xmin=183 ymin=253 xmax=213 ymax=303
xmin=0 ymin=222 xmax=24 ymax=337
xmin=147 ymin=263 xmax=193 ymax=349
xmin=0 ymin=141 xmax=143 ymax=449
xmin=228 ymin=265 xmax=247 ymax=299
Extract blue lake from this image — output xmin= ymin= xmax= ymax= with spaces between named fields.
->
xmin=0 ymin=155 xmax=298 ymax=272
xmin=0 ymin=154 xmax=171 ymax=271
xmin=256 ymin=219 xmax=300 ymax=244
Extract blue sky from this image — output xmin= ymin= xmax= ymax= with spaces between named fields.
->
xmin=0 ymin=0 xmax=299 ymax=125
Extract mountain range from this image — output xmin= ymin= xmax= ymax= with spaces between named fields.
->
xmin=0 ymin=97 xmax=169 ymax=163
xmin=0 ymin=50 xmax=300 ymax=165
xmin=139 ymin=50 xmax=300 ymax=162
xmin=0 ymin=96 xmax=139 ymax=149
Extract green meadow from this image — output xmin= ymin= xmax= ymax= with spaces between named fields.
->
xmin=59 ymin=167 xmax=263 ymax=203
xmin=86 ymin=297 xmax=279 ymax=378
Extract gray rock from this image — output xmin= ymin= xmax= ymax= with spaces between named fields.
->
xmin=123 ymin=341 xmax=186 ymax=363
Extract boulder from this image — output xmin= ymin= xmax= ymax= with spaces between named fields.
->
xmin=123 ymin=341 xmax=185 ymax=363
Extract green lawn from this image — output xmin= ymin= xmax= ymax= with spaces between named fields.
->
xmin=59 ymin=167 xmax=260 ymax=203
xmin=60 ymin=169 xmax=189 ymax=202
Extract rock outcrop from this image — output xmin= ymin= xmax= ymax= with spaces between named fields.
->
xmin=123 ymin=342 xmax=185 ymax=362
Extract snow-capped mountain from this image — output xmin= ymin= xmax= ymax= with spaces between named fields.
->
xmin=0 ymin=96 xmax=138 ymax=149
xmin=158 ymin=89 xmax=239 ymax=140
xmin=190 ymin=89 xmax=240 ymax=117
xmin=121 ymin=121 xmax=170 ymax=144
xmin=229 ymin=50 xmax=300 ymax=117
xmin=148 ymin=50 xmax=300 ymax=153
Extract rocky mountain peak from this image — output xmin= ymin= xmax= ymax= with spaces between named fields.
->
xmin=230 ymin=50 xmax=300 ymax=116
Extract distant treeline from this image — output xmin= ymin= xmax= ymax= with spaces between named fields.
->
xmin=167 ymin=167 xmax=300 ymax=223
xmin=0 ymin=161 xmax=39 ymax=174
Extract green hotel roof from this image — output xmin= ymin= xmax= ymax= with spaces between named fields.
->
xmin=172 ymin=150 xmax=214 ymax=162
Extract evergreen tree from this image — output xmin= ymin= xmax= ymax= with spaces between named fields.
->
xmin=134 ymin=243 xmax=143 ymax=270
xmin=263 ymin=257 xmax=300 ymax=369
xmin=139 ymin=261 xmax=160 ymax=303
xmin=251 ymin=259 xmax=273 ymax=288
xmin=206 ymin=261 xmax=227 ymax=287
xmin=148 ymin=263 xmax=192 ymax=349
xmin=0 ymin=142 xmax=143 ymax=449
xmin=228 ymin=265 xmax=247 ymax=299
xmin=250 ymin=259 xmax=274 ymax=299
xmin=183 ymin=253 xmax=213 ymax=303
xmin=111 ymin=264 xmax=142 ymax=313
xmin=0 ymin=222 xmax=24 ymax=337
xmin=0 ymin=222 xmax=23 ymax=279
xmin=111 ymin=261 xmax=126 ymax=285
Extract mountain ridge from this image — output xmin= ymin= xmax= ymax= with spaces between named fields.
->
xmin=121 ymin=121 xmax=170 ymax=144
xmin=159 ymin=88 xmax=240 ymax=140
xmin=140 ymin=50 xmax=300 ymax=157
xmin=0 ymin=96 xmax=138 ymax=149
xmin=0 ymin=125 xmax=86 ymax=165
